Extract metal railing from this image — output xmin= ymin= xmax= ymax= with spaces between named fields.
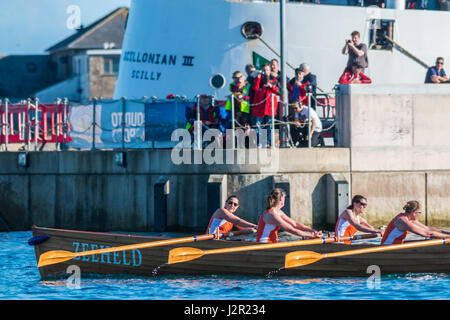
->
xmin=0 ymin=98 xmax=70 ymax=152
xmin=0 ymin=93 xmax=337 ymax=151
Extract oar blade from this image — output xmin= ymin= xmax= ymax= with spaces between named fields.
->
xmin=285 ymin=251 xmax=323 ymax=269
xmin=38 ymin=250 xmax=76 ymax=268
xmin=168 ymin=247 xmax=205 ymax=265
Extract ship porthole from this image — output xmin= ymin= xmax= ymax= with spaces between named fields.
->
xmin=241 ymin=21 xmax=263 ymax=40
xmin=210 ymin=74 xmax=226 ymax=90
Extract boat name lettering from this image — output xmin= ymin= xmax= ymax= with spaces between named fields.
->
xmin=123 ymin=51 xmax=195 ymax=67
xmin=72 ymin=242 xmax=142 ymax=267
xmin=131 ymin=70 xmax=162 ymax=81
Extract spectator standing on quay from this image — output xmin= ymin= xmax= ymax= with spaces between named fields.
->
xmin=287 ymin=68 xmax=309 ymax=105
xmin=225 ymin=71 xmax=251 ymax=128
xmin=339 ymin=63 xmax=372 ymax=84
xmin=245 ymin=64 xmax=259 ymax=105
xmin=342 ymin=31 xmax=368 ymax=73
xmin=299 ymin=63 xmax=317 ymax=110
xmin=252 ymin=63 xmax=279 ymax=147
xmin=186 ymin=95 xmax=219 ymax=132
xmin=271 ymin=59 xmax=282 ymax=84
xmin=289 ymin=99 xmax=322 ymax=147
xmin=185 ymin=95 xmax=221 ymax=147
xmin=425 ymin=57 xmax=448 ymax=83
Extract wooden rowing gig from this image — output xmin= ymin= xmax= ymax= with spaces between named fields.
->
xmin=30 ymin=226 xmax=450 ymax=279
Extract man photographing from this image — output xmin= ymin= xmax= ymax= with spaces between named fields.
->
xmin=342 ymin=31 xmax=368 ymax=73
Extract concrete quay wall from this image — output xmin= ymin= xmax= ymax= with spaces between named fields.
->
xmin=0 ymin=147 xmax=449 ymax=232
xmin=336 ymin=84 xmax=450 ymax=227
xmin=0 ymin=149 xmax=350 ymax=232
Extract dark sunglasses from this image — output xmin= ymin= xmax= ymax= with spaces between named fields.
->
xmin=436 ymin=62 xmax=444 ymax=65
xmin=359 ymin=201 xmax=368 ymax=207
xmin=227 ymin=201 xmax=239 ymax=207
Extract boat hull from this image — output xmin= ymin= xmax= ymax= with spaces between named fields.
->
xmin=32 ymin=226 xmax=450 ymax=279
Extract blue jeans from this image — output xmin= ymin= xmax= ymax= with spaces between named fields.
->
xmin=253 ymin=116 xmax=272 ymax=147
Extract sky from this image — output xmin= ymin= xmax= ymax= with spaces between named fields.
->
xmin=0 ymin=0 xmax=131 ymax=55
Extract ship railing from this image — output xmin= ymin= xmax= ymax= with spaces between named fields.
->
xmin=0 ymin=93 xmax=337 ymax=152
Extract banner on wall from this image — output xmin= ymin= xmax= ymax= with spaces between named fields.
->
xmin=68 ymin=100 xmax=194 ymax=149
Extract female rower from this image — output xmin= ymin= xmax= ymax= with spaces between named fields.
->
xmin=256 ymin=188 xmax=322 ymax=243
xmin=206 ymin=195 xmax=257 ymax=235
xmin=381 ymin=200 xmax=450 ymax=245
xmin=335 ymin=195 xmax=383 ymax=244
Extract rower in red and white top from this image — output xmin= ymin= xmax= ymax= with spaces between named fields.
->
xmin=380 ymin=213 xmax=409 ymax=245
xmin=256 ymin=188 xmax=322 ymax=243
xmin=335 ymin=195 xmax=383 ymax=244
xmin=381 ymin=200 xmax=450 ymax=245
xmin=256 ymin=210 xmax=280 ymax=243
xmin=206 ymin=195 xmax=256 ymax=235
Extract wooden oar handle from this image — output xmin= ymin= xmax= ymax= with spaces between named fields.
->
xmin=351 ymin=233 xmax=380 ymax=240
xmin=220 ymin=228 xmax=256 ymax=239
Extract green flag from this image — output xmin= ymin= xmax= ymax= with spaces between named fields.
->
xmin=252 ymin=52 xmax=270 ymax=70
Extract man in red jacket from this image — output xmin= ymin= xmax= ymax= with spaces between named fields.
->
xmin=339 ymin=63 xmax=372 ymax=84
xmin=252 ymin=63 xmax=279 ymax=147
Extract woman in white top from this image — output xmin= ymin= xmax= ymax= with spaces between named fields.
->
xmin=335 ymin=195 xmax=383 ymax=244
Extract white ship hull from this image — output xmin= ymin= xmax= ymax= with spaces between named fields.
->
xmin=114 ymin=0 xmax=450 ymax=99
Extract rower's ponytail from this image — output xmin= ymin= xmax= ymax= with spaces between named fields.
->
xmin=266 ymin=188 xmax=285 ymax=210
xmin=403 ymin=200 xmax=421 ymax=213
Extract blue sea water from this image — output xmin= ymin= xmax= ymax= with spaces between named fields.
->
xmin=1 ymin=231 xmax=450 ymax=300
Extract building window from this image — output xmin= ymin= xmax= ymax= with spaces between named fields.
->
xmin=369 ymin=19 xmax=394 ymax=51
xmin=103 ymin=57 xmax=120 ymax=74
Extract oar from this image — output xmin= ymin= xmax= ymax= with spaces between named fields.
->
xmin=168 ymin=233 xmax=379 ymax=265
xmin=285 ymin=237 xmax=450 ymax=269
xmin=37 ymin=229 xmax=254 ymax=268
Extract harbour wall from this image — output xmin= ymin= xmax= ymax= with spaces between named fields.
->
xmin=0 ymin=84 xmax=449 ymax=232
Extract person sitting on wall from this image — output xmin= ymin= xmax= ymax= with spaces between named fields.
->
xmin=289 ymin=99 xmax=323 ymax=147
xmin=425 ymin=57 xmax=449 ymax=83
xmin=206 ymin=195 xmax=257 ymax=235
xmin=338 ymin=63 xmax=372 ymax=84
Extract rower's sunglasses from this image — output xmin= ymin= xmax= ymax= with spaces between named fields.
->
xmin=436 ymin=61 xmax=444 ymax=65
xmin=227 ymin=201 xmax=239 ymax=207
xmin=359 ymin=201 xmax=368 ymax=207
